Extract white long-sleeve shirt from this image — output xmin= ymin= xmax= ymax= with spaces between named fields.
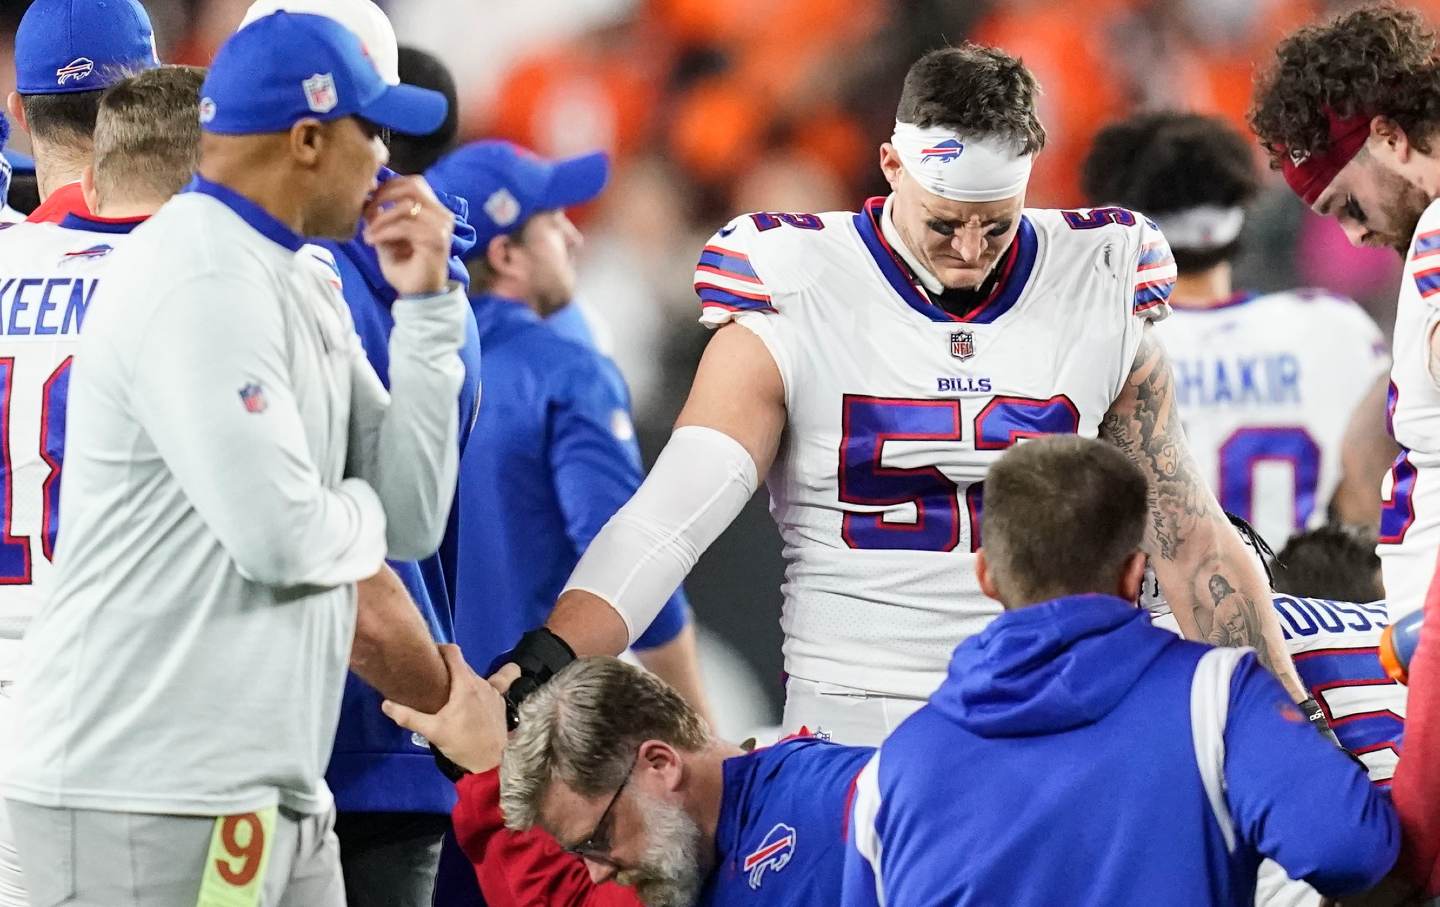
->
xmin=5 ymin=178 xmax=466 ymax=816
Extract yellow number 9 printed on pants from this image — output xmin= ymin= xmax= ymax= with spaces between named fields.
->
xmin=197 ymin=806 xmax=277 ymax=907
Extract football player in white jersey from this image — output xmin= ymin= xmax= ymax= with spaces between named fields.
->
xmin=0 ymin=65 xmax=204 ymax=907
xmin=494 ymin=43 xmax=1312 ymax=746
xmin=1082 ymin=112 xmax=1394 ymax=548
xmin=1251 ymin=6 xmax=1440 ymax=895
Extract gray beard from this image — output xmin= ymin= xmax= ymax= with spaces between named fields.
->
xmin=620 ymin=793 xmax=704 ymax=907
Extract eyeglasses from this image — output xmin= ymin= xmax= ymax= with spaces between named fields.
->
xmin=564 ymin=752 xmax=639 ymax=864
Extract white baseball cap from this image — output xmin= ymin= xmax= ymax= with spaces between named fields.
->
xmin=239 ymin=0 xmax=399 ymax=85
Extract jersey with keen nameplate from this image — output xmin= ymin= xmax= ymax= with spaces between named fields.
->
xmin=1379 ymin=200 xmax=1440 ymax=621
xmin=693 ymin=198 xmax=1174 ymax=701
xmin=0 ymin=215 xmax=138 ymax=641
xmin=1157 ymin=291 xmax=1387 ymax=549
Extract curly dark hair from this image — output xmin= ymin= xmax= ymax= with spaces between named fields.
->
xmin=1081 ymin=111 xmax=1259 ymax=269
xmin=1250 ymin=4 xmax=1440 ymax=164
xmin=897 ymin=44 xmax=1046 ymax=155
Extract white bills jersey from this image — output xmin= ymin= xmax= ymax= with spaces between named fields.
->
xmin=1271 ymin=595 xmax=1402 ymax=784
xmin=1157 ymin=291 xmax=1387 ymax=548
xmin=1380 ymin=200 xmax=1440 ymax=620
xmin=693 ymin=197 xmax=1173 ymax=700
xmin=0 ymin=215 xmax=138 ymax=641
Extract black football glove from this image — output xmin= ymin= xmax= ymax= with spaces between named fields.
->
xmin=496 ymin=627 xmax=576 ymax=730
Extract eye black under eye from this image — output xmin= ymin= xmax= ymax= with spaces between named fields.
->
xmin=1345 ymin=197 xmax=1367 ymax=223
xmin=928 ymin=220 xmax=955 ymax=237
xmin=986 ymin=223 xmax=1011 ymax=237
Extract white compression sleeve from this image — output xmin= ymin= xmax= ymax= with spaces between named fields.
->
xmin=562 ymin=425 xmax=759 ymax=643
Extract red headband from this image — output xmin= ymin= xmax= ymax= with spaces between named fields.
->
xmin=1279 ymin=110 xmax=1373 ymax=205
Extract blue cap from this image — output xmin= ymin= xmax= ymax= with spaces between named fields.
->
xmin=15 ymin=0 xmax=158 ymax=95
xmin=200 ymin=12 xmax=446 ymax=137
xmin=425 ymin=140 xmax=610 ymax=251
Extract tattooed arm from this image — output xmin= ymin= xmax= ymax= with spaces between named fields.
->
xmin=1100 ymin=326 xmax=1308 ymax=702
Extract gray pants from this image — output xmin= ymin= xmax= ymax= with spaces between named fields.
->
xmin=6 ymin=800 xmax=345 ymax=907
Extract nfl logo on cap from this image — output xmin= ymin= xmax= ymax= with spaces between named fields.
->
xmin=950 ymin=330 xmax=975 ymax=361
xmin=303 ymin=72 xmax=338 ymax=114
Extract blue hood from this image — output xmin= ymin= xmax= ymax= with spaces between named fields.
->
xmin=933 ymin=595 xmax=1173 ymax=737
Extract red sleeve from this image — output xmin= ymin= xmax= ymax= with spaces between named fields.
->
xmin=451 ymin=770 xmax=643 ymax=907
xmin=1390 ymin=546 xmax=1440 ymax=895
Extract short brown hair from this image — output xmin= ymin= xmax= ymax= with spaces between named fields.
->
xmin=499 ymin=657 xmax=709 ymax=831
xmin=981 ymin=436 xmax=1148 ymax=605
xmin=1250 ymin=5 xmax=1440 ymax=165
xmin=93 ymin=65 xmax=205 ymax=204
xmin=1272 ymin=524 xmax=1384 ymax=602
xmin=896 ymin=45 xmax=1046 ymax=155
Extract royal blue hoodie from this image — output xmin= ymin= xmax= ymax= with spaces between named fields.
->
xmin=324 ymin=172 xmax=484 ymax=816
xmin=844 ymin=594 xmax=1398 ymax=907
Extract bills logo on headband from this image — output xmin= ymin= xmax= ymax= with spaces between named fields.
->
xmin=951 ymin=330 xmax=975 ymax=361
xmin=56 ymin=58 xmax=95 ymax=86
xmin=920 ymin=138 xmax=965 ymax=163
xmin=743 ymin=823 xmax=796 ymax=890
xmin=303 ymin=73 xmax=339 ymax=114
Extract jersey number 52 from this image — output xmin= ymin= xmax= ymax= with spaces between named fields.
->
xmin=838 ymin=394 xmax=1080 ymax=552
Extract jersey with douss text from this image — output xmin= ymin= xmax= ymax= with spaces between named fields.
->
xmin=1270 ymin=595 xmax=1402 ymax=783
xmin=1157 ymin=291 xmax=1387 ymax=548
xmin=693 ymin=198 xmax=1172 ymax=701
xmin=0 ymin=216 xmax=137 ymax=640
xmin=1380 ymin=200 xmax=1440 ymax=620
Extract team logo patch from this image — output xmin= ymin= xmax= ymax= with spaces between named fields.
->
xmin=743 ymin=823 xmax=796 ymax=890
xmin=238 ymin=382 xmax=268 ymax=414
xmin=920 ymin=138 xmax=965 ymax=163
xmin=950 ymin=330 xmax=975 ymax=361
xmin=198 ymin=97 xmax=217 ymax=124
xmin=56 ymin=57 xmax=95 ymax=86
xmin=303 ymin=73 xmax=339 ymax=114
xmin=61 ymin=244 xmax=114 ymax=265
xmin=483 ymin=188 xmax=521 ymax=228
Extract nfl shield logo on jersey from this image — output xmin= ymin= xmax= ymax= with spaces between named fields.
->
xmin=238 ymin=382 xmax=268 ymax=414
xmin=742 ymin=823 xmax=796 ymax=890
xmin=950 ymin=330 xmax=975 ymax=361
xmin=303 ymin=73 xmax=339 ymax=114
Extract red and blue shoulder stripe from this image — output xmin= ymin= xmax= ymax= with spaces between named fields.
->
xmin=693 ymin=244 xmax=775 ymax=314
xmin=1133 ymin=241 xmax=1177 ymax=313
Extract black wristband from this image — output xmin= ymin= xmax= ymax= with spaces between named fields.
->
xmin=500 ymin=628 xmax=577 ymax=730
xmin=1299 ymin=697 xmax=1346 ymax=750
xmin=433 ymin=748 xmax=470 ymax=784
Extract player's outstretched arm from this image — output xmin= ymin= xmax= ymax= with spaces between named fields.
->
xmin=1333 ymin=372 xmax=1399 ymax=528
xmin=528 ymin=323 xmax=785 ymax=668
xmin=352 ymin=564 xmax=450 ymax=714
xmin=1100 ymin=327 xmax=1308 ymax=701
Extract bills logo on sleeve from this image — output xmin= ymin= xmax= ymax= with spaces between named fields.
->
xmin=743 ymin=823 xmax=796 ymax=890
xmin=238 ymin=382 xmax=268 ymax=414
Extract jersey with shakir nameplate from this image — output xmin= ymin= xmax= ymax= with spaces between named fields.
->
xmin=692 ymin=197 xmax=1173 ymax=700
xmin=1157 ymin=290 xmax=1387 ymax=549
xmin=1380 ymin=199 xmax=1440 ymax=621
xmin=0 ymin=215 xmax=141 ymax=641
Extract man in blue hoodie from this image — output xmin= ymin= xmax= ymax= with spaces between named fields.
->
xmin=844 ymin=436 xmax=1399 ymax=907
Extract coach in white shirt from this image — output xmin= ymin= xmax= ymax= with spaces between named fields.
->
xmin=5 ymin=12 xmax=467 ymax=907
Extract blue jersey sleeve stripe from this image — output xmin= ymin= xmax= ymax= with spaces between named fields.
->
xmin=1134 ymin=279 xmax=1175 ymax=312
xmin=1415 ymin=230 xmax=1440 ymax=254
xmin=1414 ymin=267 xmax=1440 ymax=298
xmin=697 ymin=283 xmax=776 ymax=313
xmin=698 ymin=245 xmax=761 ymax=282
xmin=1137 ymin=243 xmax=1172 ymax=269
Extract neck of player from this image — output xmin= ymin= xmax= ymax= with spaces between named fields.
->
xmin=197 ymin=146 xmax=309 ymax=236
xmin=690 ymin=739 xmax=747 ymax=871
xmin=1169 ymin=262 xmax=1233 ymax=310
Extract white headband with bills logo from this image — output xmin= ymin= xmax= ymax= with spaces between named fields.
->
xmin=890 ymin=120 xmax=1033 ymax=203
xmin=1149 ymin=205 xmax=1245 ymax=251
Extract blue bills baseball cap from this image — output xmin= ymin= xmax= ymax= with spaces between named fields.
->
xmin=425 ymin=140 xmax=610 ymax=251
xmin=200 ymin=11 xmax=446 ymax=137
xmin=15 ymin=0 xmax=159 ymax=96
